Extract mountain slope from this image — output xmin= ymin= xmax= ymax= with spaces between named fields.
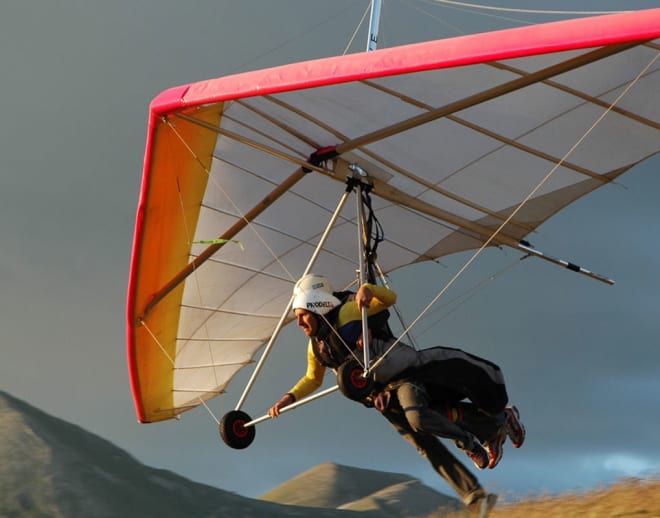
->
xmin=260 ymin=462 xmax=413 ymax=508
xmin=340 ymin=479 xmax=462 ymax=516
xmin=0 ymin=391 xmax=376 ymax=518
xmin=4 ymin=388 xmax=656 ymax=518
xmin=260 ymin=462 xmax=460 ymax=517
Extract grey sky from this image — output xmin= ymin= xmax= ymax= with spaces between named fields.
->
xmin=1 ymin=0 xmax=659 ymax=501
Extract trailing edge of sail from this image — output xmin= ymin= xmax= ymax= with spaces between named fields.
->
xmin=127 ymin=9 xmax=660 ymax=423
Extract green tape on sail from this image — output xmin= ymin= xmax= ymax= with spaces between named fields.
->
xmin=193 ymin=239 xmax=244 ymax=250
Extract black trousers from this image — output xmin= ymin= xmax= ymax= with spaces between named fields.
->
xmin=380 ymin=380 xmax=502 ymax=505
xmin=402 ymin=346 xmax=509 ymax=415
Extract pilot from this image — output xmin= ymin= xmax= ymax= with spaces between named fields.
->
xmin=268 ymin=273 xmax=525 ymax=513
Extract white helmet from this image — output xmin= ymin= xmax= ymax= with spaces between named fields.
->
xmin=292 ymin=274 xmax=341 ymax=316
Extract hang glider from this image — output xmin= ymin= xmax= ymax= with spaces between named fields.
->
xmin=127 ymin=9 xmax=660 ymax=428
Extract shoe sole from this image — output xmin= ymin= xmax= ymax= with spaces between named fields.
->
xmin=486 ymin=431 xmax=506 ymax=469
xmin=468 ymin=451 xmax=489 ymax=470
xmin=505 ymin=406 xmax=525 ymax=448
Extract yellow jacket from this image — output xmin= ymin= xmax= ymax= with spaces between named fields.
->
xmin=287 ymin=283 xmax=396 ymax=401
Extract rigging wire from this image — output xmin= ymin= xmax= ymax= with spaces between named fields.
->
xmin=156 ymin=118 xmax=306 ymax=424
xmin=402 ymin=0 xmax=532 ymax=32
xmin=343 ymin=2 xmax=372 ymax=54
xmin=138 ymin=131 xmax=225 ymax=422
xmin=229 ymin=3 xmax=360 ymax=74
xmin=424 ymin=0 xmax=623 ymax=16
xmin=401 ymin=0 xmax=468 ymax=36
xmin=413 ymin=256 xmax=526 ymax=339
xmin=374 ymin=262 xmax=420 ymax=350
xmin=397 ymin=0 xmax=632 ymax=38
xmin=173 ymin=179 xmax=221 ymax=390
xmin=369 ymin=49 xmax=658 ymax=373
xmin=139 ymin=318 xmax=221 ymax=425
xmin=163 ymin=118 xmax=297 ymax=284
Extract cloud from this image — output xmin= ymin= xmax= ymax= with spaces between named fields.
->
xmin=599 ymin=454 xmax=659 ymax=478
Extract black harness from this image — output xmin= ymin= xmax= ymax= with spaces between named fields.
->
xmin=311 ymin=291 xmax=394 ymax=369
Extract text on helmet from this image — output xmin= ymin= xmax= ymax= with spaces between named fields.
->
xmin=307 ymin=301 xmax=334 ymax=309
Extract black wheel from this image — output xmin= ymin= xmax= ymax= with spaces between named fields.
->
xmin=219 ymin=410 xmax=256 ymax=449
xmin=337 ymin=359 xmax=374 ymax=401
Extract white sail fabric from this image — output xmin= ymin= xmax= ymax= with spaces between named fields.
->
xmin=127 ymin=9 xmax=660 ymax=422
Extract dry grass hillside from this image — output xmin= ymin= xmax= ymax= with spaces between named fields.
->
xmin=491 ymin=478 xmax=660 ymax=518
xmin=427 ymin=478 xmax=660 ymax=518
